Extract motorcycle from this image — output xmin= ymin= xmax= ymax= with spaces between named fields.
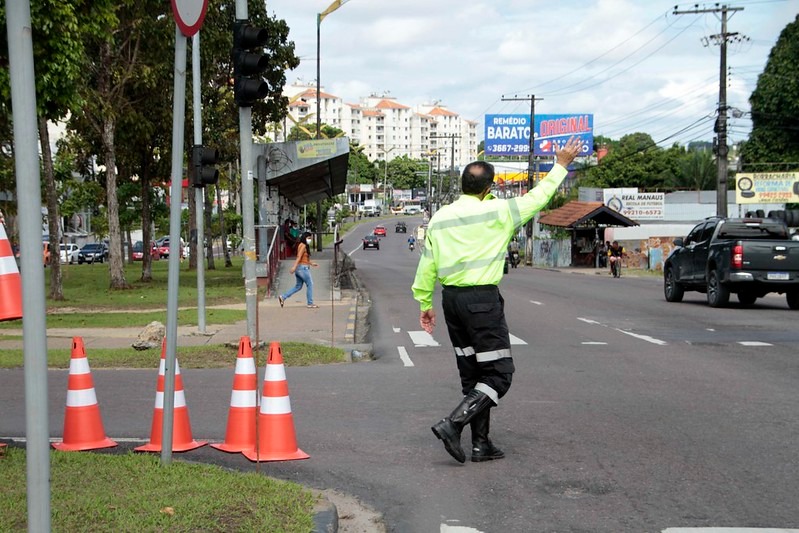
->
xmin=510 ymin=250 xmax=520 ymax=268
xmin=409 ymin=241 xmax=415 ymax=251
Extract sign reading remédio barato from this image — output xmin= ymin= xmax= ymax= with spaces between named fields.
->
xmin=484 ymin=114 xmax=593 ymax=157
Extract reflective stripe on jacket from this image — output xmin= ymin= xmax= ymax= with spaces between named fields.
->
xmin=412 ymin=164 xmax=568 ymax=311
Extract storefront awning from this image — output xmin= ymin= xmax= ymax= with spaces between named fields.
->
xmin=539 ymin=201 xmax=638 ymax=228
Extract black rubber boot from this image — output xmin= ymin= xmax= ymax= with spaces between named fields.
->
xmin=470 ymin=409 xmax=504 ymax=462
xmin=431 ymin=389 xmax=494 ymax=463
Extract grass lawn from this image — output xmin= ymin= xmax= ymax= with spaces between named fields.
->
xmin=0 ymin=448 xmax=317 ymax=532
xmin=0 ymin=341 xmax=348 ymax=369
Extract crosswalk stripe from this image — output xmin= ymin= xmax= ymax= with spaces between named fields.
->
xmin=408 ymin=330 xmax=439 ymax=347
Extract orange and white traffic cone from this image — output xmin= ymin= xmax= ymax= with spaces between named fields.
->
xmin=52 ymin=337 xmax=117 ymax=451
xmin=211 ymin=337 xmax=259 ymax=453
xmin=0 ymin=222 xmax=22 ymax=322
xmin=242 ymin=342 xmax=309 ymax=462
xmin=135 ymin=339 xmax=206 ymax=452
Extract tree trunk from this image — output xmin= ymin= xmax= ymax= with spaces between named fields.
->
xmin=102 ymin=117 xmax=130 ymax=290
xmin=140 ymin=155 xmax=153 ymax=282
xmin=217 ymin=183 xmax=232 ymax=267
xmin=40 ymin=117 xmax=64 ymax=301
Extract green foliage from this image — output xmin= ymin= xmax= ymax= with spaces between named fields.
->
xmin=740 ymin=14 xmax=799 ymax=171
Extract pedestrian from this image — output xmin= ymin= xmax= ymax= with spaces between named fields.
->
xmin=411 ymin=136 xmax=583 ymax=464
xmin=278 ymin=231 xmax=319 ymax=309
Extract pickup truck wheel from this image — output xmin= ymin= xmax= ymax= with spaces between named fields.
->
xmin=707 ymin=269 xmax=730 ymax=307
xmin=737 ymin=292 xmax=757 ymax=306
xmin=787 ymin=291 xmax=799 ymax=310
xmin=664 ymin=267 xmax=684 ymax=302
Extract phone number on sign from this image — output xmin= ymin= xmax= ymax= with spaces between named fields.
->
xmin=625 ymin=209 xmax=663 ymax=218
xmin=488 ymin=144 xmax=529 ymax=154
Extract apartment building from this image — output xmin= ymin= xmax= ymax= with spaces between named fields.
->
xmin=282 ymin=81 xmax=478 ymax=170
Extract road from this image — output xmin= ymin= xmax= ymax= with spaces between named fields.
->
xmin=3 ymin=217 xmax=798 ymax=532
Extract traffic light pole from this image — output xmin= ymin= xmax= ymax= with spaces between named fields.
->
xmin=192 ymin=32 xmax=207 ymax=334
xmin=236 ymin=0 xmax=258 ymax=341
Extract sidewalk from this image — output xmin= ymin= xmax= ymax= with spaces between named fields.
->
xmin=0 ymin=249 xmax=368 ymax=354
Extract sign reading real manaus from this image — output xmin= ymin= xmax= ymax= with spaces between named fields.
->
xmin=484 ymin=114 xmax=593 ymax=157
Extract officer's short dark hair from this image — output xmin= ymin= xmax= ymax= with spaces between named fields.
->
xmin=461 ymin=161 xmax=494 ymax=195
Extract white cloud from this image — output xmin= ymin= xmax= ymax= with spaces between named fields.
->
xmin=269 ymin=0 xmax=799 ymax=146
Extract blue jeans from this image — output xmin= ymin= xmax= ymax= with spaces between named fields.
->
xmin=281 ymin=265 xmax=314 ymax=305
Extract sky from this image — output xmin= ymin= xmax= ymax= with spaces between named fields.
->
xmin=264 ymin=0 xmax=798 ymax=148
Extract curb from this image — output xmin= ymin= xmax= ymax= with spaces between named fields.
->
xmin=312 ymin=492 xmax=339 ymax=532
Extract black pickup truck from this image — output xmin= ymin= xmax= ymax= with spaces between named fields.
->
xmin=663 ymin=217 xmax=799 ymax=309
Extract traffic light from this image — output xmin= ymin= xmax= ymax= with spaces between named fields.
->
xmin=190 ymin=145 xmax=219 ymax=188
xmin=232 ymin=20 xmax=269 ymax=107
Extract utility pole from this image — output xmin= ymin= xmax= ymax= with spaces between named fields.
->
xmin=501 ymin=94 xmax=542 ymax=265
xmin=431 ymin=133 xmax=460 ymax=203
xmin=674 ymin=4 xmax=745 ymax=218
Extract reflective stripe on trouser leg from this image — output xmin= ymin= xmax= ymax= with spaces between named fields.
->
xmin=442 ymin=286 xmax=515 ymax=402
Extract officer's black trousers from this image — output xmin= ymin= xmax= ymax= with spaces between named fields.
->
xmin=441 ymin=285 xmax=514 ymax=403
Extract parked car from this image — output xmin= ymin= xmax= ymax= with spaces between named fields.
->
xmin=155 ymin=236 xmax=184 ymax=259
xmin=59 ymin=243 xmax=80 ymax=264
xmin=78 ymin=243 xmax=106 ymax=264
xmin=362 ymin=235 xmax=380 ymax=250
xmin=373 ymin=225 xmax=387 ymax=237
xmin=395 ymin=221 xmax=407 ymax=233
xmin=132 ymin=240 xmax=159 ymax=261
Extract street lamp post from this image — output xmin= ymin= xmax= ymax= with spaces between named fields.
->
xmin=316 ymin=1 xmax=349 ymax=249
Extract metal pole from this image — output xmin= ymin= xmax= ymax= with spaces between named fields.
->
xmin=716 ymin=6 xmax=729 ymax=217
xmin=6 ymin=0 xmax=51 ymax=528
xmin=237 ymin=0 xmax=257 ymax=341
xmin=162 ymin=24 xmax=188 ymax=464
xmin=193 ymin=32 xmax=206 ymax=333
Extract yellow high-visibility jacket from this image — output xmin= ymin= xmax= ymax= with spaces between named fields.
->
xmin=411 ymin=164 xmax=567 ymax=311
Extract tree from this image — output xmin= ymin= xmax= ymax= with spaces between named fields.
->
xmin=739 ymin=14 xmax=799 ymax=171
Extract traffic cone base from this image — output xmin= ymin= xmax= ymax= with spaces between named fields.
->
xmin=135 ymin=340 xmax=206 ymax=453
xmin=242 ymin=342 xmax=309 ymax=462
xmin=53 ymin=337 xmax=117 ymax=451
xmin=211 ymin=337 xmax=259 ymax=453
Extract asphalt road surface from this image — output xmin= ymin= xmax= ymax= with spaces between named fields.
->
xmin=3 ymin=217 xmax=798 ymax=532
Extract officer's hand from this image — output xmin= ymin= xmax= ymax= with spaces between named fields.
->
xmin=555 ymin=136 xmax=583 ymax=168
xmin=420 ymin=309 xmax=436 ymax=334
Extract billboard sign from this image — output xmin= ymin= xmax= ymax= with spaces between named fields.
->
xmin=735 ymin=172 xmax=799 ymax=204
xmin=484 ymin=114 xmax=593 ymax=156
xmin=604 ymin=188 xmax=664 ymax=220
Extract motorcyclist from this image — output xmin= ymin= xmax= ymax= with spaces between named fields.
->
xmin=507 ymin=238 xmax=520 ymax=268
xmin=408 ymin=235 xmax=416 ymax=250
xmin=608 ymin=240 xmax=624 ymax=276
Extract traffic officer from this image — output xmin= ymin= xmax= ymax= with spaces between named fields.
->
xmin=411 ymin=136 xmax=583 ymax=463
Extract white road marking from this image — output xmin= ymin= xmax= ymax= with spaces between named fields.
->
xmin=614 ymin=328 xmax=668 ymax=346
xmin=578 ymin=317 xmax=667 ymax=346
xmin=738 ymin=341 xmax=772 ymax=346
xmin=706 ymin=328 xmax=716 ymax=332
xmin=408 ymin=330 xmax=440 ymax=347
xmin=509 ymin=333 xmax=527 ymax=345
xmin=582 ymin=341 xmax=608 ymax=345
xmin=529 ymin=300 xmax=543 ymax=305
xmin=393 ymin=327 xmax=401 ymax=333
xmin=397 ymin=346 xmax=414 ymax=367
xmin=441 ymin=523 xmax=484 ymax=532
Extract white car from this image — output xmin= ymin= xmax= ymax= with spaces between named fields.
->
xmin=59 ymin=243 xmax=80 ymax=264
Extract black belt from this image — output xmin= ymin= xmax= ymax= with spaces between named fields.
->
xmin=442 ymin=284 xmax=498 ymax=292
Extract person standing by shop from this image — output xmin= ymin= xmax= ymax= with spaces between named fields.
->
xmin=411 ymin=136 xmax=583 ymax=464
xmin=278 ymin=232 xmax=319 ymax=309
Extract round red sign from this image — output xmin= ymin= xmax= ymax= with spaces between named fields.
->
xmin=171 ymin=0 xmax=208 ymax=37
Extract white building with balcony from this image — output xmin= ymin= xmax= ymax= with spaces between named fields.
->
xmin=282 ymin=82 xmax=478 ymax=171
